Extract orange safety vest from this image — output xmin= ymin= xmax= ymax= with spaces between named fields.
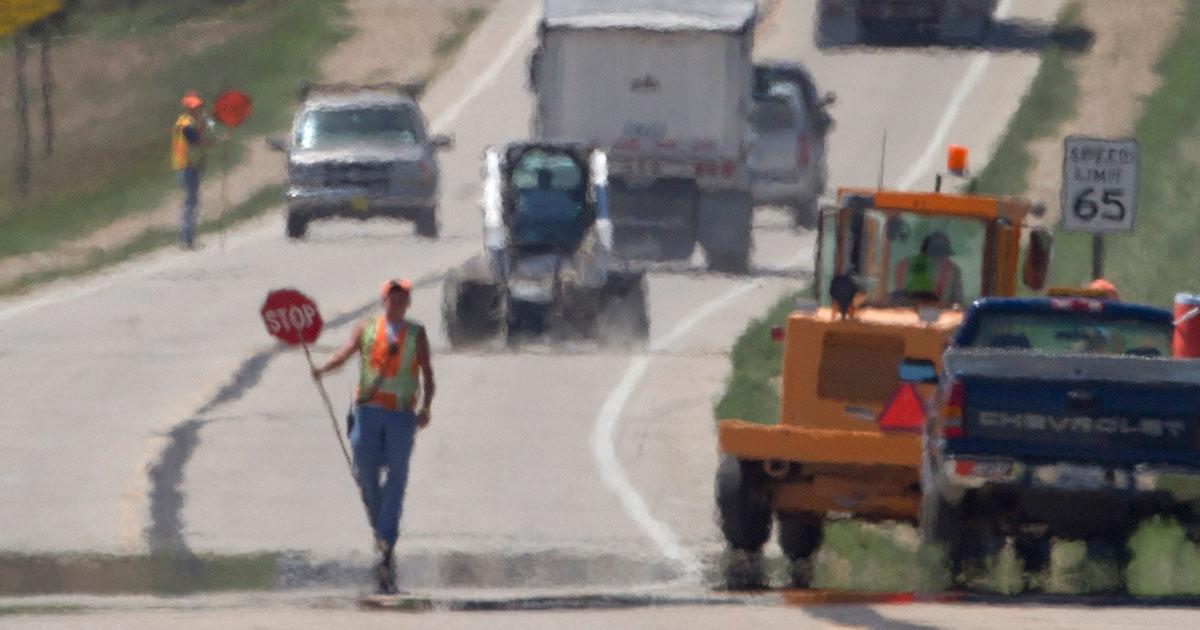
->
xmin=171 ymin=114 xmax=205 ymax=171
xmin=895 ymin=256 xmax=954 ymax=300
xmin=356 ymin=316 xmax=422 ymax=411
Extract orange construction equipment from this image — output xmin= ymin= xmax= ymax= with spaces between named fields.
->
xmin=715 ymin=178 xmax=1051 ymax=586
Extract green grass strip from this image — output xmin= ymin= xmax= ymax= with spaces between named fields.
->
xmin=0 ymin=0 xmax=351 ymax=260
xmin=712 ymin=291 xmax=803 ymax=425
xmin=1051 ymin=1 xmax=1200 ymax=305
xmin=0 ymin=184 xmax=283 ymax=297
xmin=971 ymin=1 xmax=1083 ymax=197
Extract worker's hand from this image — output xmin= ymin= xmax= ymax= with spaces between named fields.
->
xmin=311 ymin=365 xmax=324 ymax=380
xmin=416 ymin=408 xmax=431 ymax=429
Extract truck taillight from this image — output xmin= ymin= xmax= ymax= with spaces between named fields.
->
xmin=796 ymin=133 xmax=811 ymax=167
xmin=941 ymin=379 xmax=965 ymax=439
xmin=419 ymin=161 xmax=433 ymax=185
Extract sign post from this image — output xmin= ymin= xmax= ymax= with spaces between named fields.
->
xmin=1061 ymin=136 xmax=1139 ymax=279
xmin=259 ymin=289 xmax=354 ymax=472
xmin=212 ymin=91 xmax=252 ymax=250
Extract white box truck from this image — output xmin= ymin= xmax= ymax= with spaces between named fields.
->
xmin=531 ymin=0 xmax=758 ymax=272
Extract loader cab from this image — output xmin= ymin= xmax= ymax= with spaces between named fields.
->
xmin=814 ymin=189 xmax=1048 ymax=312
xmin=502 ymin=144 xmax=594 ymax=253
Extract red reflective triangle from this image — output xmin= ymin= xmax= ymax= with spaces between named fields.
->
xmin=877 ymin=383 xmax=926 ymax=433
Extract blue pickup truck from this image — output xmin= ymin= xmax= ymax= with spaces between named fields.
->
xmin=915 ymin=296 xmax=1200 ymax=590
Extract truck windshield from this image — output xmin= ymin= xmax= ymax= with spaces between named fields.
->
xmin=967 ymin=312 xmax=1174 ymax=356
xmin=296 ymin=106 xmax=420 ymax=149
xmin=835 ymin=208 xmax=988 ymax=308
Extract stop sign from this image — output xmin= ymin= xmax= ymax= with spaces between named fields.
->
xmin=213 ymin=90 xmax=253 ymax=128
xmin=260 ymin=289 xmax=323 ymax=345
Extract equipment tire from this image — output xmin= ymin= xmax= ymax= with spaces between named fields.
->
xmin=716 ymin=455 xmax=772 ymax=553
xmin=286 ymin=210 xmax=308 ymax=240
xmin=778 ymin=513 xmax=823 ymax=588
xmin=414 ymin=205 xmax=439 ymax=239
xmin=442 ymin=260 xmax=502 ymax=348
xmin=699 ymin=190 xmax=753 ymax=274
xmin=597 ymin=273 xmax=650 ymax=345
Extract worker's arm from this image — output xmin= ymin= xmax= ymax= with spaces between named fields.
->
xmin=312 ymin=321 xmax=365 ymax=378
xmin=415 ymin=326 xmax=435 ymax=429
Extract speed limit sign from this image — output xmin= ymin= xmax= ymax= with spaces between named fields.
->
xmin=1061 ymin=136 xmax=1138 ymax=234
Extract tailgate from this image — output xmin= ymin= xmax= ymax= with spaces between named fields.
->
xmin=947 ymin=352 xmax=1200 ymax=466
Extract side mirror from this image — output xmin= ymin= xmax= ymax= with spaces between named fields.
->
xmin=1023 ymin=228 xmax=1053 ymax=290
xmin=430 ymin=133 xmax=455 ymax=150
xmin=897 ymin=358 xmax=939 ymax=384
xmin=266 ymin=136 xmax=288 ymax=153
xmin=821 ymin=91 xmax=837 ymax=107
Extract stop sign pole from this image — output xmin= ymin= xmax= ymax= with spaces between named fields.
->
xmin=259 ymin=289 xmax=354 ymax=474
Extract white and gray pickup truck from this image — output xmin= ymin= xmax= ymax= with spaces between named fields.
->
xmin=268 ymin=83 xmax=453 ymax=239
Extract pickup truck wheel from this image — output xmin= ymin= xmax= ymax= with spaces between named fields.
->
xmin=286 ymin=211 xmax=308 ymax=240
xmin=414 ymin=205 xmax=439 ymax=238
xmin=1085 ymin=531 xmax=1133 ymax=593
xmin=1013 ymin=533 xmax=1053 ymax=584
xmin=716 ymin=455 xmax=771 ymax=553
xmin=921 ymin=490 xmax=964 ymax=574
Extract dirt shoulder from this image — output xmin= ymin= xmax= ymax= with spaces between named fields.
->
xmin=1026 ymin=0 xmax=1184 ymax=225
xmin=0 ymin=0 xmax=493 ymax=292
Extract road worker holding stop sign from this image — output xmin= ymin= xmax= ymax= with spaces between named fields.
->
xmin=310 ymin=278 xmax=435 ymax=595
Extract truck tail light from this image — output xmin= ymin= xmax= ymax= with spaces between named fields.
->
xmin=418 ymin=161 xmax=434 ymax=185
xmin=796 ymin=133 xmax=811 ymax=167
xmin=941 ymin=379 xmax=965 ymax=439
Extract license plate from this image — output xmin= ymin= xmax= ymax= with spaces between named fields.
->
xmin=1051 ymin=464 xmax=1107 ymax=490
xmin=350 ymin=196 xmax=369 ymax=212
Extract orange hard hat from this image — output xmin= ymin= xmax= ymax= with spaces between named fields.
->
xmin=380 ymin=278 xmax=412 ymax=297
xmin=1088 ymin=278 xmax=1119 ymax=300
xmin=180 ymin=90 xmax=204 ymax=109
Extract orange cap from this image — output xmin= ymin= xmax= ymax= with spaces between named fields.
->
xmin=1088 ymin=278 xmax=1119 ymax=300
xmin=380 ymin=278 xmax=412 ymax=297
xmin=181 ymin=90 xmax=204 ymax=109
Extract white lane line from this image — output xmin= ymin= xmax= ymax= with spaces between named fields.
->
xmin=0 ymin=4 xmax=541 ymax=325
xmin=590 ymin=279 xmax=766 ymax=580
xmin=896 ymin=0 xmax=1015 ymax=190
xmin=594 ymin=0 xmax=1022 ymax=577
xmin=431 ymin=10 xmax=540 ymax=132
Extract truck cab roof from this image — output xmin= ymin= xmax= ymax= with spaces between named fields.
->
xmin=542 ymin=0 xmax=757 ymax=32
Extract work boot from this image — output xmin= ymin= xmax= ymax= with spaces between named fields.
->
xmin=374 ymin=547 xmax=397 ymax=595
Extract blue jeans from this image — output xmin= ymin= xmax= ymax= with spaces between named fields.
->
xmin=350 ymin=405 xmax=417 ymax=548
xmin=178 ymin=167 xmax=200 ymax=246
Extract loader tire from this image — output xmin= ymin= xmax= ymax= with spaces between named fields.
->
xmin=716 ymin=455 xmax=772 ymax=553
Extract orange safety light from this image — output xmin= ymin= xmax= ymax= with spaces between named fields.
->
xmin=877 ymin=383 xmax=926 ymax=433
xmin=946 ymin=145 xmax=969 ymax=175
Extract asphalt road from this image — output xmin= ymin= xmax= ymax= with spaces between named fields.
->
xmin=5 ymin=0 xmax=1198 ymax=627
